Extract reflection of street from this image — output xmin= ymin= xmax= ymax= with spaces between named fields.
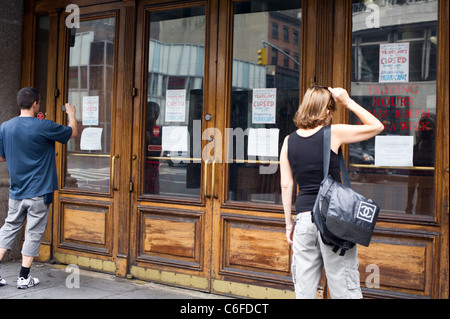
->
xmin=350 ymin=168 xmax=434 ymax=216
xmin=157 ymin=163 xmax=199 ymax=198
xmin=67 ymin=167 xmax=110 ymax=184
xmin=66 ymin=154 xmax=110 ymax=192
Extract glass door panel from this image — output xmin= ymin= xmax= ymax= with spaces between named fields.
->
xmin=63 ymin=17 xmax=116 ymax=193
xmin=143 ymin=7 xmax=206 ymax=200
xmin=350 ymin=0 xmax=438 ymax=216
xmin=227 ymin=0 xmax=302 ymax=206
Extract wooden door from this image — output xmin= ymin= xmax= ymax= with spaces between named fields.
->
xmin=210 ymin=0 xmax=303 ymax=298
xmin=51 ymin=2 xmax=129 ymax=272
xmin=129 ymin=0 xmax=219 ymax=290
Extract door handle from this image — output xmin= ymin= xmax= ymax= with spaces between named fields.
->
xmin=211 ymin=159 xmax=218 ymax=199
xmin=204 ymin=159 xmax=211 ymax=198
xmin=111 ymin=154 xmax=119 ymax=191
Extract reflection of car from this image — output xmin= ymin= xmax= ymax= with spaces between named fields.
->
xmin=349 ymin=146 xmax=374 ymax=164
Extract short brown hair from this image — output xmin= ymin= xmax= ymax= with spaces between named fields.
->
xmin=293 ymin=86 xmax=335 ymax=129
xmin=17 ymin=87 xmax=40 ymax=110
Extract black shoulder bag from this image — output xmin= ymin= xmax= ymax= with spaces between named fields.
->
xmin=311 ymin=125 xmax=380 ymax=256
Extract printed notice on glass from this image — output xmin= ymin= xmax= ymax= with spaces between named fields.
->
xmin=80 ymin=127 xmax=103 ymax=151
xmin=252 ymin=88 xmax=276 ymax=124
xmin=374 ymin=135 xmax=414 ymax=167
xmin=379 ymin=43 xmax=409 ymax=83
xmin=162 ymin=126 xmax=188 ymax=152
xmin=248 ymin=128 xmax=279 ymax=157
xmin=82 ymin=96 xmax=99 ymax=126
xmin=165 ymin=90 xmax=186 ymax=122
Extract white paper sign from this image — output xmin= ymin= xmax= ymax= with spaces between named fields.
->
xmin=252 ymin=88 xmax=276 ymax=124
xmin=248 ymin=128 xmax=279 ymax=157
xmin=375 ymin=135 xmax=414 ymax=167
xmin=379 ymin=43 xmax=409 ymax=83
xmin=82 ymin=96 xmax=99 ymax=126
xmin=165 ymin=90 xmax=186 ymax=122
xmin=80 ymin=127 xmax=103 ymax=151
xmin=162 ymin=126 xmax=188 ymax=152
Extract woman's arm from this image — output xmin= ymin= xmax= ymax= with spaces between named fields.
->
xmin=328 ymin=87 xmax=384 ymax=153
xmin=280 ymin=136 xmax=295 ymax=245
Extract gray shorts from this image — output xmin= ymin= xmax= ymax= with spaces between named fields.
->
xmin=291 ymin=212 xmax=363 ymax=299
xmin=0 ymin=196 xmax=49 ymax=257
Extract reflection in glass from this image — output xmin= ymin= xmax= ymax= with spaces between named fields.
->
xmin=350 ymin=0 xmax=438 ymax=216
xmin=144 ymin=7 xmax=205 ymax=199
xmin=227 ymin=0 xmax=302 ymax=205
xmin=64 ymin=18 xmax=115 ymax=193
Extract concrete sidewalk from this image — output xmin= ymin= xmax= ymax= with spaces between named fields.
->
xmin=0 ymin=260 xmax=229 ymax=299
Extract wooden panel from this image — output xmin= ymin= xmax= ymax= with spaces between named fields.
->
xmin=143 ymin=215 xmax=196 ymax=258
xmin=358 ymin=228 xmax=438 ymax=297
xmin=58 ymin=198 xmax=112 ymax=255
xmin=64 ymin=207 xmax=106 ymax=245
xmin=220 ymin=213 xmax=292 ymax=285
xmin=137 ymin=206 xmax=204 ymax=270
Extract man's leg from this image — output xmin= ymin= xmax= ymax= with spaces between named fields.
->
xmin=22 ymin=255 xmax=34 ymax=268
xmin=16 ymin=196 xmax=49 ymax=288
xmin=0 ymin=199 xmax=27 ymax=286
xmin=0 ymin=199 xmax=27 ymax=256
xmin=21 ymin=196 xmax=49 ymax=259
xmin=0 ymin=248 xmax=7 ymax=261
xmin=0 ymin=248 xmax=7 ymax=286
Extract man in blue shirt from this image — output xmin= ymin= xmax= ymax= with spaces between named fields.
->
xmin=0 ymin=87 xmax=77 ymax=288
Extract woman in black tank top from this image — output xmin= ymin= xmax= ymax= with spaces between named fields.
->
xmin=280 ymin=86 xmax=383 ymax=299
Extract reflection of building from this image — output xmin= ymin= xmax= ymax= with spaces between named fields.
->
xmin=351 ymin=0 xmax=438 ymax=129
xmin=147 ymin=39 xmax=266 ymax=126
xmin=349 ymin=0 xmax=438 ymax=217
xmin=68 ymin=23 xmax=115 ymax=154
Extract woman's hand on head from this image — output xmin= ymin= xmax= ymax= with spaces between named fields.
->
xmin=328 ymin=87 xmax=351 ymax=107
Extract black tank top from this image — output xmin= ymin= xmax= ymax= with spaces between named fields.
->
xmin=287 ymin=127 xmax=341 ymax=213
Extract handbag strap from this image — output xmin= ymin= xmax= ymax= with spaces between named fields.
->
xmin=322 ymin=125 xmax=351 ymax=188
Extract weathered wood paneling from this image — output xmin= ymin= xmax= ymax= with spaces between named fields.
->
xmin=358 ymin=228 xmax=438 ymax=296
xmin=58 ymin=198 xmax=113 ymax=255
xmin=137 ymin=206 xmax=205 ymax=270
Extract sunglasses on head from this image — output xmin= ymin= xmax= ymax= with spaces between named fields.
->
xmin=311 ymin=85 xmax=329 ymax=90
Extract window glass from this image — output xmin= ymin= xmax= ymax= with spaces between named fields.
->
xmin=350 ymin=0 xmax=438 ymax=216
xmin=143 ymin=7 xmax=206 ymax=199
xmin=227 ymin=0 xmax=302 ymax=205
xmin=64 ymin=18 xmax=116 ymax=193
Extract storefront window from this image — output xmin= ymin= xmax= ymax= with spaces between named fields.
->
xmin=350 ymin=0 xmax=438 ymax=216
xmin=64 ymin=17 xmax=116 ymax=193
xmin=143 ymin=7 xmax=205 ymax=199
xmin=227 ymin=0 xmax=301 ymax=205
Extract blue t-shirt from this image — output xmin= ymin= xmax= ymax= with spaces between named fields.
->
xmin=0 ymin=117 xmax=72 ymax=200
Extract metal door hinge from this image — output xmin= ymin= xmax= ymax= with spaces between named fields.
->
xmin=129 ymin=181 xmax=134 ymax=192
xmin=54 ymin=89 xmax=60 ymax=97
xmin=131 ymin=87 xmax=137 ymax=97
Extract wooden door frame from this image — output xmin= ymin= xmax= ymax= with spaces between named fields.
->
xmin=436 ymin=0 xmax=449 ymax=300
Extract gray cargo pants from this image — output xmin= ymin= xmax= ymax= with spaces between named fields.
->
xmin=0 ymin=196 xmax=49 ymax=257
xmin=291 ymin=212 xmax=363 ymax=299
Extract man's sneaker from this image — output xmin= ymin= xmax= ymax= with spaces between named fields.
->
xmin=17 ymin=275 xmax=40 ymax=289
xmin=0 ymin=277 xmax=6 ymax=286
